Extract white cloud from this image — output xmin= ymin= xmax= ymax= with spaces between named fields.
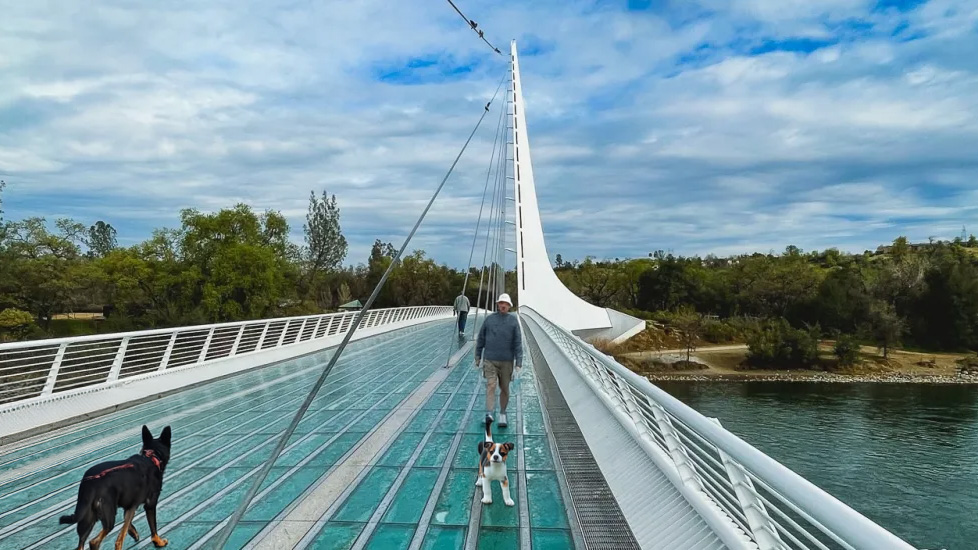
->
xmin=1 ymin=0 xmax=977 ymax=268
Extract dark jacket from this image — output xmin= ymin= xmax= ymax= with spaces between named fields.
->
xmin=476 ymin=312 xmax=523 ymax=365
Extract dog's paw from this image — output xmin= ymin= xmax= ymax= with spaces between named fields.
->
xmin=475 ymin=477 xmax=483 ymax=487
xmin=504 ymin=498 xmax=515 ymax=507
xmin=481 ymin=497 xmax=493 ymax=504
xmin=151 ymin=536 xmax=168 ymax=548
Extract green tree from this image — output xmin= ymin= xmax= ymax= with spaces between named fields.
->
xmin=813 ymin=266 xmax=871 ymax=333
xmin=0 ymin=179 xmax=6 ymax=228
xmin=833 ymin=333 xmax=860 ymax=367
xmin=574 ymin=257 xmax=622 ymax=306
xmin=179 ymin=205 xmax=297 ymax=322
xmin=890 ymin=236 xmax=910 ymax=260
xmin=303 ymin=190 xmax=348 ymax=277
xmin=866 ymin=301 xmax=906 ymax=359
xmin=2 ymin=217 xmax=86 ymax=328
xmin=88 ymin=221 xmax=118 ymax=258
xmin=672 ymin=305 xmax=703 ymax=364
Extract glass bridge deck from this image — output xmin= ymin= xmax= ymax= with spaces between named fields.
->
xmin=0 ymin=319 xmax=575 ymax=549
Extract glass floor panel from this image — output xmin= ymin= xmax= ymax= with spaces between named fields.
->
xmin=0 ymin=317 xmax=577 ymax=549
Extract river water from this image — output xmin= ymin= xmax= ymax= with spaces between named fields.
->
xmin=657 ymin=381 xmax=978 ymax=550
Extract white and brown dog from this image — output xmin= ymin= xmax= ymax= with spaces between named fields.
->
xmin=476 ymin=415 xmax=515 ymax=506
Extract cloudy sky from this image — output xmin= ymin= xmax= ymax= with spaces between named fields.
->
xmin=1 ymin=0 xmax=976 ymax=267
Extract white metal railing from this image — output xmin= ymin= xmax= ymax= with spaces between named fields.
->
xmin=0 ymin=306 xmax=452 ymax=407
xmin=522 ymin=307 xmax=915 ymax=550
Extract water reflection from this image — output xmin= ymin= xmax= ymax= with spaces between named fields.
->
xmin=656 ymin=381 xmax=978 ymax=549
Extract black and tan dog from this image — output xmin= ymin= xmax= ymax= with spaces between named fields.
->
xmin=476 ymin=414 xmax=515 ymax=506
xmin=60 ymin=425 xmax=172 ymax=550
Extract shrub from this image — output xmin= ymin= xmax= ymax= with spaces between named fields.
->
xmin=746 ymin=318 xmax=820 ymax=369
xmin=0 ymin=308 xmax=36 ymax=342
xmin=834 ymin=334 xmax=860 ymax=367
xmin=701 ymin=319 xmax=738 ymax=343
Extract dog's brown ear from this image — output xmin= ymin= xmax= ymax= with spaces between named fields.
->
xmin=503 ymin=442 xmax=515 ymax=452
xmin=141 ymin=425 xmax=153 ymax=447
xmin=160 ymin=426 xmax=172 ymax=447
xmin=477 ymin=441 xmax=486 ymax=455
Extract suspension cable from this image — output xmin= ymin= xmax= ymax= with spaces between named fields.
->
xmin=446 ymin=0 xmax=503 ymax=55
xmin=473 ymin=122 xmax=506 ymax=333
xmin=442 ymin=88 xmax=508 ymax=366
xmin=211 ymin=72 xmax=507 ymax=550
xmin=476 ymin=103 xmax=507 ymax=319
xmin=484 ymin=116 xmax=506 ymax=312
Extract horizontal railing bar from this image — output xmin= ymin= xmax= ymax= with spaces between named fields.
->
xmin=0 ymin=380 xmax=47 ymax=391
xmin=53 ymin=366 xmax=114 ymax=380
xmin=0 ymin=306 xmax=451 ymax=409
xmin=0 ymin=362 xmax=54 ymax=374
xmin=60 ymin=349 xmax=121 ymax=362
xmin=0 ymin=307 xmax=437 ymax=351
xmin=0 ymin=352 xmax=59 ymax=364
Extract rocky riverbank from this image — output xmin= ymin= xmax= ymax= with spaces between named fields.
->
xmin=617 ymin=345 xmax=978 ymax=384
xmin=644 ymin=370 xmax=978 ymax=384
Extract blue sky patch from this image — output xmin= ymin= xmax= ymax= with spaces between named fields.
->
xmin=374 ymin=54 xmax=481 ymax=85
xmin=874 ymin=0 xmax=930 ymax=13
xmin=750 ymin=37 xmax=838 ymax=55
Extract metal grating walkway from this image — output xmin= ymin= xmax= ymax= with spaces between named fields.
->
xmin=526 ymin=325 xmax=641 ymax=549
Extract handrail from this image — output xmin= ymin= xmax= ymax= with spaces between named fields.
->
xmin=0 ymin=306 xmax=453 ymax=408
xmin=522 ymin=307 xmax=915 ymax=550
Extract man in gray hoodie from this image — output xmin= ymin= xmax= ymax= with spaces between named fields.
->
xmin=475 ymin=293 xmax=522 ymax=428
xmin=453 ymin=293 xmax=470 ymax=336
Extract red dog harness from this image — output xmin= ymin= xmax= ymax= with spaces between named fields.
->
xmin=83 ymin=450 xmax=162 ymax=481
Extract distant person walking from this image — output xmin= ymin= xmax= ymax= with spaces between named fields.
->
xmin=454 ymin=293 xmax=471 ymax=336
xmin=475 ymin=293 xmax=522 ymax=428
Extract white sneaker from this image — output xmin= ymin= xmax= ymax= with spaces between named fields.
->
xmin=498 ymin=413 xmax=508 ymax=428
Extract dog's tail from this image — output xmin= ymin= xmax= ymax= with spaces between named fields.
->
xmin=58 ymin=514 xmax=77 ymax=525
xmin=484 ymin=414 xmax=494 ymax=443
xmin=60 ymin=485 xmax=94 ymax=524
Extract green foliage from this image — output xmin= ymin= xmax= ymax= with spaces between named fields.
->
xmin=0 ymin=308 xmax=35 ymax=341
xmin=745 ymin=318 xmax=820 ymax=369
xmin=87 ymin=221 xmax=118 ymax=258
xmin=701 ymin=318 xmax=739 ymax=344
xmin=3 ymin=175 xmax=978 ymax=359
xmin=866 ymin=300 xmax=907 ymax=359
xmin=834 ymin=334 xmax=860 ymax=367
xmin=302 ymin=190 xmax=348 ymax=308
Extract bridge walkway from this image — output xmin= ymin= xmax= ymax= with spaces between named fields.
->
xmin=0 ymin=319 xmax=575 ymax=549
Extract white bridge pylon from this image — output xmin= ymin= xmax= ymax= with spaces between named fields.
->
xmin=509 ymin=41 xmax=644 ymax=343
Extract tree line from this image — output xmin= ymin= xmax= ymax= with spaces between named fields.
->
xmin=0 ymin=184 xmax=513 ymax=341
xmin=557 ymin=237 xmax=978 ymax=361
xmin=3 ymin=179 xmax=976 ymax=358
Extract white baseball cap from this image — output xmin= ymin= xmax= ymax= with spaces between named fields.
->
xmin=497 ymin=293 xmax=513 ymax=306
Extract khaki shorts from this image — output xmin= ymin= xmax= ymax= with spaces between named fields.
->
xmin=482 ymin=359 xmax=514 ymax=387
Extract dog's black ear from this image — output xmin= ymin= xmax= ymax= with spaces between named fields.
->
xmin=503 ymin=442 xmax=515 ymax=452
xmin=141 ymin=425 xmax=153 ymax=447
xmin=160 ymin=426 xmax=172 ymax=447
xmin=477 ymin=441 xmax=485 ymax=455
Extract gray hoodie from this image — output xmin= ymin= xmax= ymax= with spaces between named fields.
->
xmin=476 ymin=312 xmax=523 ymax=365
xmin=454 ymin=295 xmax=470 ymax=313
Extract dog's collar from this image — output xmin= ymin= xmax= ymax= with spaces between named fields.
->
xmin=142 ymin=449 xmax=162 ymax=470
